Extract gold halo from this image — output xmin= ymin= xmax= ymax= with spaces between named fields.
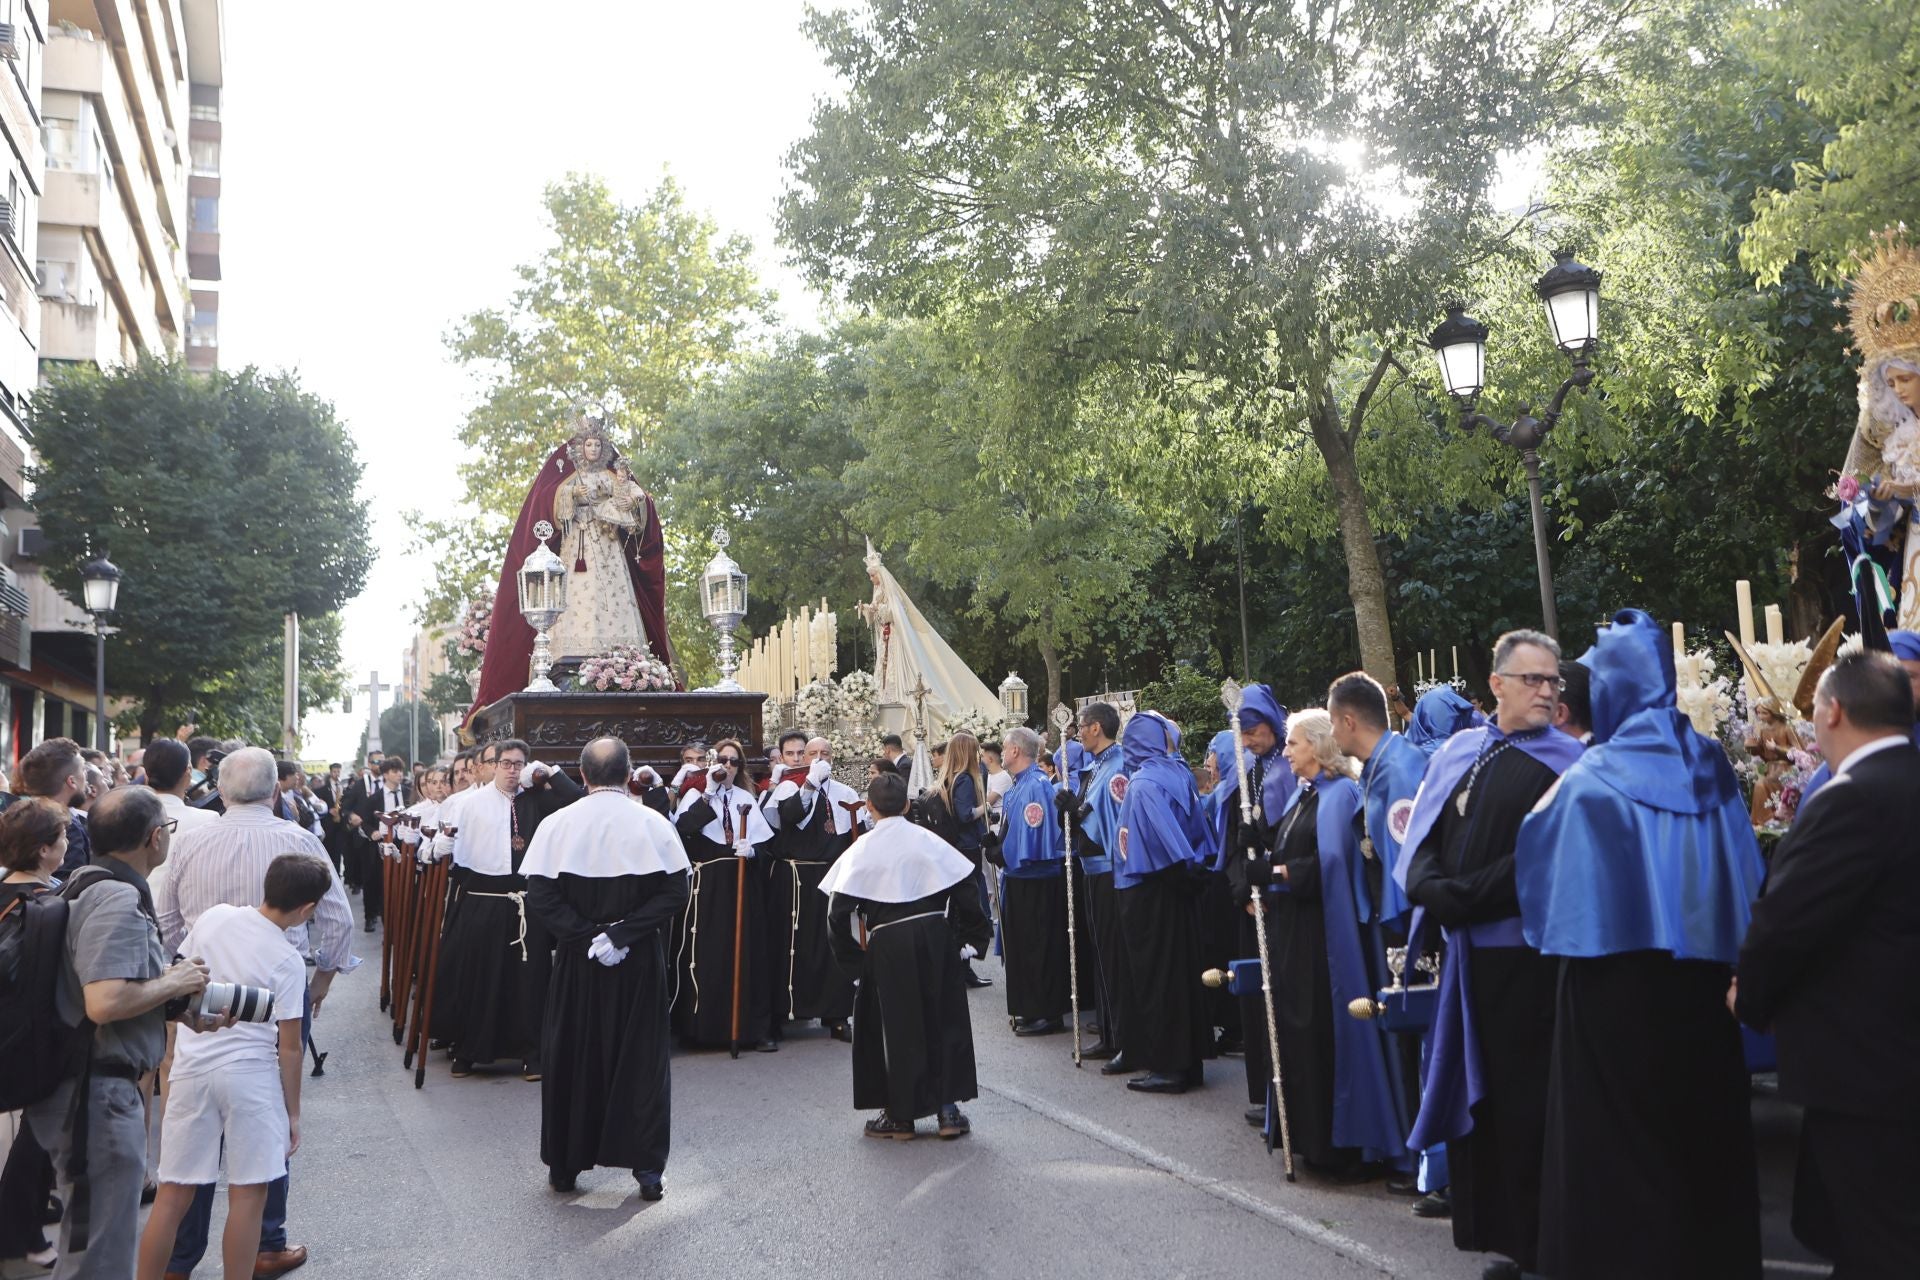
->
xmin=1847 ymin=227 xmax=1920 ymax=361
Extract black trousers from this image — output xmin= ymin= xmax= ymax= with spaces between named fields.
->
xmin=0 ymin=1117 xmax=54 ymax=1256
xmin=1793 ymin=1109 xmax=1920 ymax=1278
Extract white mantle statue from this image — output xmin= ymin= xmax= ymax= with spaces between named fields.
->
xmin=855 ymin=539 xmax=1004 ymax=735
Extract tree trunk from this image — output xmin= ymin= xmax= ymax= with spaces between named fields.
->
xmin=1309 ymin=396 xmax=1397 ymax=685
xmin=1038 ymin=637 xmax=1063 ymax=743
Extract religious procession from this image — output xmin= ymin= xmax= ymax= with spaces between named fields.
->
xmin=0 ymin=3 xmax=1915 ymax=1279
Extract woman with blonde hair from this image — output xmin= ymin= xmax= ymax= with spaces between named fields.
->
xmin=932 ymin=731 xmax=993 ymax=988
xmin=1229 ymin=708 xmax=1410 ymax=1178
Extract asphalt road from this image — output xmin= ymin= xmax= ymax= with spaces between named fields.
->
xmin=176 ymin=948 xmax=1830 ymax=1279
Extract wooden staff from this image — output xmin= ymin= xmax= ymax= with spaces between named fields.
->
xmin=407 ymin=855 xmax=452 ymax=1087
xmin=1222 ymin=678 xmax=1296 ymax=1181
xmin=390 ymin=844 xmax=419 ymax=1046
xmin=378 ymin=820 xmax=397 ymax=1013
xmin=729 ymin=798 xmax=750 ymax=1060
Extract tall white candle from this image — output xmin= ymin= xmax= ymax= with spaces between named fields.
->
xmin=1672 ymin=620 xmax=1685 ymax=656
xmin=1735 ymin=580 xmax=1755 ymax=649
xmin=1416 ymin=652 xmax=1424 ymax=683
xmin=1765 ymin=604 xmax=1784 ymax=648
xmin=1452 ymin=646 xmax=1459 ymax=680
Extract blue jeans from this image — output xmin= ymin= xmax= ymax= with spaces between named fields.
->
xmin=167 ymin=979 xmax=308 ymax=1271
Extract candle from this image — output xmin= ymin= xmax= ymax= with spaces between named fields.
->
xmin=1451 ymin=646 xmax=1459 ymax=680
xmin=1765 ymin=604 xmax=1784 ymax=648
xmin=1735 ymin=580 xmax=1754 ymax=649
xmin=1429 ymin=650 xmax=1437 ymax=682
xmin=1416 ymin=652 xmax=1424 ymax=683
xmin=1671 ymin=620 xmax=1685 ymax=656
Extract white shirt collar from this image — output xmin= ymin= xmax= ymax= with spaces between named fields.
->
xmin=1834 ymin=733 xmax=1909 ymax=779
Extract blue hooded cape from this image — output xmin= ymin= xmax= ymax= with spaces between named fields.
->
xmin=1114 ymin=713 xmax=1205 ymax=889
xmin=1405 ymin=687 xmax=1486 ymax=756
xmin=1797 ymin=629 xmax=1920 ymax=811
xmin=1277 ymin=774 xmax=1413 ymax=1168
xmin=1515 ymin=609 xmax=1764 ymax=964
xmin=1357 ymin=731 xmax=1426 ymax=926
xmin=1204 ymin=684 xmax=1295 ymax=868
xmin=1073 ymin=741 xmax=1124 ymax=876
xmin=1000 ymin=761 xmax=1065 ymax=878
xmin=1398 ymin=718 xmax=1584 ymax=1155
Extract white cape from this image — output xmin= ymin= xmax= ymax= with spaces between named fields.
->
xmin=817 ymin=815 xmax=976 ymax=903
xmin=872 ymin=557 xmax=1004 ymax=735
xmin=520 ymin=789 xmax=691 ymax=879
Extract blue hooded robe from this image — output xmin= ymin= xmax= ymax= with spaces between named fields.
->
xmin=1203 ymin=685 xmax=1296 ymax=868
xmin=1115 ymin=713 xmax=1206 ymax=888
xmin=1405 ymin=687 xmax=1486 ymax=757
xmin=1001 ymin=762 xmax=1065 ymax=879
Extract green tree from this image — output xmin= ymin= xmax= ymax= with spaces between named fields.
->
xmin=193 ymin=612 xmax=350 ymax=749
xmin=367 ymin=698 xmax=441 ymax=766
xmin=27 ymin=359 xmax=370 ymax=741
xmin=782 ymin=0 xmax=1643 ymax=683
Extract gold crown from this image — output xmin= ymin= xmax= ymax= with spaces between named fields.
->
xmin=1847 ymin=227 xmax=1920 ymax=361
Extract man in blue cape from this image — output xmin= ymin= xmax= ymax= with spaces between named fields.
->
xmin=993 ymin=726 xmax=1070 ymax=1037
xmin=1515 ymin=609 xmax=1764 ymax=1279
xmin=1404 ymin=686 xmax=1486 ymax=756
xmin=1326 ymin=671 xmax=1431 ymax=1194
xmin=1795 ymin=628 xmax=1920 ymax=810
xmin=1112 ymin=711 xmax=1210 ymax=1093
xmin=1214 ymin=684 xmax=1299 ymax=1129
xmin=1060 ymin=704 xmax=1131 ymax=1071
xmin=1394 ymin=630 xmax=1583 ymax=1280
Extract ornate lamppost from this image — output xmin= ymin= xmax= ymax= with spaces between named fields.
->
xmin=700 ymin=528 xmax=748 ymax=693
xmin=998 ymin=671 xmax=1029 ymax=729
xmin=1428 ymin=249 xmax=1603 ymax=640
xmin=517 ymin=521 xmax=568 ymax=692
xmin=81 ymin=554 xmax=122 ymax=752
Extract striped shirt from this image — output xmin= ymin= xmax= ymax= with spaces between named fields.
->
xmin=155 ymin=802 xmax=360 ymax=973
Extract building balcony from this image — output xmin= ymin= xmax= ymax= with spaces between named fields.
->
xmin=45 ymin=27 xmax=108 ymax=98
xmin=40 ymin=298 xmax=116 ymax=366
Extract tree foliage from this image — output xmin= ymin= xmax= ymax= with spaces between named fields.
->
xmin=27 ymin=359 xmax=370 ymax=741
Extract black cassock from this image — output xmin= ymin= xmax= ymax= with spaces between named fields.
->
xmin=828 ymin=887 xmax=992 ymax=1123
xmin=433 ymin=773 xmax=581 ymax=1064
xmin=1404 ymin=748 xmax=1559 ymax=1271
xmin=1116 ymin=863 xmax=1208 ymax=1076
xmin=528 ymin=869 xmax=690 ymax=1177
xmin=1226 ymin=786 xmax=1355 ymax=1170
xmin=672 ymin=793 xmax=772 ymax=1047
xmin=765 ymin=783 xmax=857 ymax=1036
xmin=1538 ymin=951 xmax=1758 ymax=1279
xmin=999 ymin=871 xmax=1070 ymax=1021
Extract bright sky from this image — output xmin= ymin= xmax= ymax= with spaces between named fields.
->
xmin=217 ymin=2 xmax=835 ymax=759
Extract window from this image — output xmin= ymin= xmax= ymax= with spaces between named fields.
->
xmin=4 ymin=172 xmax=17 ymax=245
xmin=191 ymin=196 xmax=218 ymax=232
xmin=42 ymin=116 xmax=85 ymax=171
xmin=189 ymin=137 xmax=219 ymax=176
xmin=188 ymin=309 xmax=216 ymax=347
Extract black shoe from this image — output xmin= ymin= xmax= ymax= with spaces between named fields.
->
xmin=828 ymin=1021 xmax=851 ymax=1042
xmin=1385 ymin=1174 xmax=1421 ymax=1196
xmin=1412 ymin=1189 xmax=1451 ymax=1219
xmin=363 ymin=917 xmax=378 ymax=932
xmin=450 ymin=1059 xmax=473 ymax=1078
xmin=754 ymin=1039 xmax=779 ymax=1053
xmin=1126 ymin=1071 xmax=1189 ymax=1095
xmin=1481 ymin=1263 xmax=1521 ymax=1280
xmin=637 ymin=1173 xmax=664 ymax=1201
xmin=936 ymin=1105 xmax=970 ymax=1139
xmin=964 ymin=967 xmax=993 ymax=988
xmin=864 ymin=1112 xmax=915 ymax=1140
xmin=1215 ymin=1034 xmax=1244 ymax=1056
xmin=1244 ymin=1105 xmax=1266 ymax=1128
xmin=1083 ymin=1041 xmax=1117 ymax=1059
xmin=548 ymin=1168 xmax=577 ymax=1192
xmin=1099 ymin=1052 xmax=1137 ymax=1076
xmin=522 ymin=1060 xmax=542 ymax=1081
xmin=1013 ymin=1017 xmax=1063 ymax=1037
xmin=141 ymin=1180 xmax=156 ymax=1206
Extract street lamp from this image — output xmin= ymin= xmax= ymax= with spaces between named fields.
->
xmin=699 ymin=528 xmax=748 ymax=692
xmin=1428 ymin=249 xmax=1603 ymax=640
xmin=81 ymin=554 xmax=122 ymax=753
xmin=998 ymin=671 xmax=1029 ymax=729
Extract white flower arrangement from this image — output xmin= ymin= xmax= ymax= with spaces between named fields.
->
xmin=574 ymin=645 xmax=674 ymax=693
xmin=794 ymin=680 xmax=838 ymax=734
xmin=941 ymin=706 xmax=1006 ymax=744
xmin=836 ymin=669 xmax=878 ymax=722
xmin=1673 ymin=647 xmax=1735 ymax=739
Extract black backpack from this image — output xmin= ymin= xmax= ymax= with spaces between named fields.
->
xmin=0 ymin=868 xmax=111 ymax=1111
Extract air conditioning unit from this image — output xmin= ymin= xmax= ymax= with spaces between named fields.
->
xmin=0 ymin=25 xmax=18 ymax=61
xmin=0 ymin=199 xmax=13 ymax=242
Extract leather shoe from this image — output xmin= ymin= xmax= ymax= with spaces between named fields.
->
xmin=1244 ymin=1104 xmax=1266 ymax=1128
xmin=1126 ymin=1071 xmax=1189 ymax=1095
xmin=754 ymin=1039 xmax=779 ymax=1053
xmin=1099 ymin=1052 xmax=1137 ymax=1076
xmin=548 ymin=1168 xmax=577 ymax=1192
xmin=254 ymin=1245 xmax=308 ymax=1278
xmin=450 ymin=1059 xmax=473 ymax=1078
xmin=1412 ymin=1189 xmax=1451 ymax=1219
xmin=1385 ymin=1174 xmax=1420 ymax=1196
xmin=1013 ymin=1017 xmax=1063 ymax=1037
xmin=964 ymin=968 xmax=993 ymax=988
xmin=637 ymin=1173 xmax=664 ymax=1201
xmin=1480 ymin=1260 xmax=1520 ymax=1280
xmin=522 ymin=1060 xmax=542 ymax=1082
xmin=1082 ymin=1041 xmax=1116 ymax=1059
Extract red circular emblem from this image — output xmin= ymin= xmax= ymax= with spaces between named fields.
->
xmin=1388 ymin=798 xmax=1416 ymax=843
xmin=1023 ymin=801 xmax=1045 ymax=829
xmin=1118 ymin=826 xmax=1130 ymax=863
xmin=1109 ymin=773 xmax=1129 ymax=804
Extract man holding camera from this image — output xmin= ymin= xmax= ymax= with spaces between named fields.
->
xmin=25 ymin=787 xmax=212 ymax=1280
xmin=153 ymin=748 xmax=357 ymax=1280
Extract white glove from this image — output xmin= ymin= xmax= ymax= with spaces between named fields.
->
xmin=806 ymin=759 xmax=832 ymax=787
xmin=959 ymin=944 xmax=979 ymax=961
xmin=431 ymin=832 xmax=455 ymax=860
xmin=633 ymin=766 xmax=659 ymax=788
xmin=733 ymin=844 xmax=754 ymax=858
xmin=669 ymin=762 xmax=694 ymax=788
xmin=587 ymin=932 xmax=628 ymax=967
xmin=398 ymin=824 xmax=421 ymax=845
xmin=520 ymin=762 xmax=548 ymax=790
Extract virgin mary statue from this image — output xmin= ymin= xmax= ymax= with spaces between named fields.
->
xmin=469 ymin=414 xmax=677 ymax=717
xmin=855 ymin=540 xmax=1003 ymax=734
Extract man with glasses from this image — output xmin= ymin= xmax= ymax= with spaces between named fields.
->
xmin=154 ymin=748 xmax=356 ymax=1280
xmin=672 ymin=739 xmax=777 ymax=1051
xmin=1390 ymin=631 xmax=1584 ymax=1280
xmin=430 ymin=739 xmax=581 ymax=1080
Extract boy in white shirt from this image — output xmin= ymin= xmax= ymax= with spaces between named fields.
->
xmin=135 ymin=855 xmax=330 ymax=1280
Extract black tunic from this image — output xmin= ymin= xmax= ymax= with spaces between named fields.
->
xmin=528 ymin=869 xmax=690 ymax=1177
xmin=765 ymin=788 xmax=856 ymax=1033
xmin=1538 ymin=951 xmax=1760 ymax=1279
xmin=1404 ymin=746 xmax=1559 ymax=1270
xmin=671 ymin=798 xmax=772 ymax=1047
xmin=1000 ymin=872 xmax=1070 ymax=1021
xmin=1116 ymin=863 xmax=1209 ymax=1075
xmin=827 ymin=887 xmax=993 ymax=1122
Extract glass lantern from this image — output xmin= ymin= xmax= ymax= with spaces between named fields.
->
xmin=81 ymin=554 xmax=123 ymax=615
xmin=1535 ymin=250 xmax=1602 ymax=355
xmin=998 ymin=671 xmax=1029 ymax=728
xmin=517 ymin=521 xmax=569 ymax=692
xmin=700 ymin=528 xmax=748 ymax=691
xmin=1426 ymin=302 xmax=1489 ymax=403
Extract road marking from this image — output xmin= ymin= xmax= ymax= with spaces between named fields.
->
xmin=984 ymin=1079 xmax=1402 ymax=1276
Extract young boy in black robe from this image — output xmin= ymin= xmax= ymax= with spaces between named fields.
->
xmin=824 ymin=772 xmax=992 ymax=1140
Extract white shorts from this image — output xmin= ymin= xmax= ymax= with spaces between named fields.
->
xmin=158 ymin=1065 xmax=289 ymax=1186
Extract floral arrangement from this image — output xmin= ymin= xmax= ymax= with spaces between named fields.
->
xmin=943 ymin=706 xmax=1007 ymax=744
xmin=836 ymin=669 xmax=878 ymax=723
xmin=455 ymin=594 xmax=493 ymax=660
xmin=794 ymin=680 xmax=838 ymax=734
xmin=1766 ymin=724 xmax=1824 ymax=831
xmin=575 ymin=645 xmax=674 ymax=693
xmin=1674 ymin=646 xmax=1735 ymax=740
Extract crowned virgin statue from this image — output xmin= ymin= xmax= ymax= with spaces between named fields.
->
xmin=1836 ymin=230 xmax=1920 ymax=633
xmin=855 ymin=539 xmax=1003 ymax=734
xmin=468 ymin=413 xmax=677 ymax=715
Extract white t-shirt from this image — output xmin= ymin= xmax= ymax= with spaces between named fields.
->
xmin=171 ymin=904 xmax=307 ymax=1080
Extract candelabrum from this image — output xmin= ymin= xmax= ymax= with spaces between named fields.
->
xmin=518 ymin=521 xmax=568 ymax=693
xmin=699 ymin=528 xmax=748 ymax=693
